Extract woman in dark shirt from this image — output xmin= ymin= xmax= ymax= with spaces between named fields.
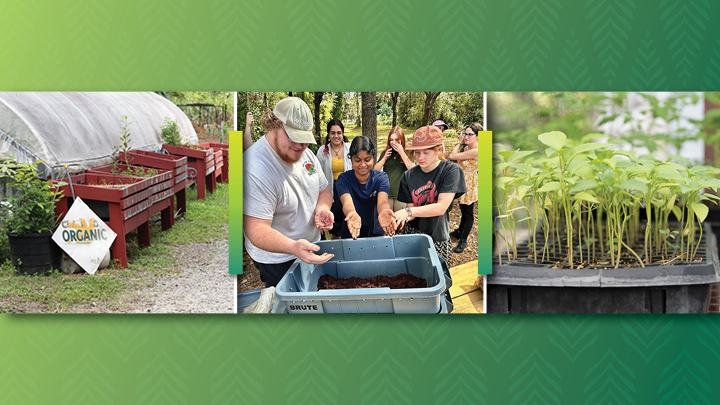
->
xmin=336 ymin=136 xmax=397 ymax=239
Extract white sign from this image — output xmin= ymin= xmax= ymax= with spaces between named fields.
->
xmin=52 ymin=197 xmax=117 ymax=275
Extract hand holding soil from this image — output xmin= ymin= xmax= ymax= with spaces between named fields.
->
xmin=293 ymin=239 xmax=333 ymax=264
xmin=393 ymin=208 xmax=409 ymax=231
xmin=314 ymin=209 xmax=334 ymax=231
xmin=345 ymin=211 xmax=361 ymax=239
xmin=378 ymin=209 xmax=396 ymax=236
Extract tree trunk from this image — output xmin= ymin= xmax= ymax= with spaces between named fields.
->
xmin=391 ymin=92 xmax=399 ymax=128
xmin=361 ymin=92 xmax=377 ymax=148
xmin=422 ymin=92 xmax=441 ymax=126
xmin=355 ymin=93 xmax=361 ymax=127
xmin=313 ymin=92 xmax=324 ymax=143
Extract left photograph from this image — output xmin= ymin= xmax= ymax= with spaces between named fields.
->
xmin=0 ymin=92 xmax=234 ymax=313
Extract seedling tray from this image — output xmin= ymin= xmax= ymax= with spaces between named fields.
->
xmin=274 ymin=235 xmax=451 ymax=314
xmin=487 ymin=224 xmax=720 ymax=313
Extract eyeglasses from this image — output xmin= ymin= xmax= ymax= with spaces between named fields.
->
xmin=461 ymin=132 xmax=476 ymax=137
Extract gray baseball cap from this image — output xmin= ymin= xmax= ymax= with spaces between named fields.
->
xmin=273 ymin=97 xmax=316 ymax=144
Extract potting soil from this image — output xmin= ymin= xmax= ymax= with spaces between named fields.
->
xmin=318 ymin=274 xmax=427 ymax=290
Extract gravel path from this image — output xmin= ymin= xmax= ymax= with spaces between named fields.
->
xmin=134 ymin=238 xmax=235 ymax=313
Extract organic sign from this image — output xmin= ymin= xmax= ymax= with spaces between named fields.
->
xmin=52 ymin=197 xmax=116 ymax=275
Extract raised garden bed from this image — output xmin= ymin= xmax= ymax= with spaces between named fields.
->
xmin=52 ymin=172 xmax=154 ymax=268
xmin=119 ymin=150 xmax=191 ymax=215
xmin=197 ymin=142 xmax=229 ymax=183
xmin=88 ymin=164 xmax=176 ymax=231
xmin=162 ymin=144 xmax=215 ymax=200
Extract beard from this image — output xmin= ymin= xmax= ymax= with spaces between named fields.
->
xmin=270 ymin=132 xmax=305 ymax=163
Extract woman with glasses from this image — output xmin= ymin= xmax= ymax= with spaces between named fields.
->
xmin=316 ymin=119 xmax=352 ymax=236
xmin=447 ymin=123 xmax=481 ymax=253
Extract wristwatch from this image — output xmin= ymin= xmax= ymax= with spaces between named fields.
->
xmin=405 ymin=207 xmax=413 ymax=220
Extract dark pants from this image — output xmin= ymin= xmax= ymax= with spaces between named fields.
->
xmin=458 ymin=202 xmax=475 ymax=241
xmin=253 ymin=259 xmax=296 ymax=288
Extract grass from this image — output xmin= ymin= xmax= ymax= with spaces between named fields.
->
xmin=0 ymin=182 xmax=229 ymax=313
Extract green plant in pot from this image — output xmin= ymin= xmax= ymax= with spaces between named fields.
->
xmin=0 ymin=160 xmax=65 ymax=275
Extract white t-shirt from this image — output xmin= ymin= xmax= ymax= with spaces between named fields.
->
xmin=243 ymin=136 xmax=328 ymax=263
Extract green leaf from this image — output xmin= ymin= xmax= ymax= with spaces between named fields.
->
xmin=692 ymin=203 xmax=709 ymax=223
xmin=569 ymin=179 xmax=599 ymax=193
xmin=538 ymin=131 xmax=567 ymax=151
xmin=618 ymin=179 xmax=647 ymax=193
xmin=538 ymin=181 xmax=562 ymax=193
xmin=497 ymin=151 xmax=514 ymax=162
xmin=510 ymin=150 xmax=536 ymax=162
xmin=671 ymin=206 xmax=683 ymax=222
xmin=572 ymin=143 xmax=607 ymax=154
xmin=667 ymin=194 xmax=677 ymax=210
xmin=573 ymin=192 xmax=599 ymax=203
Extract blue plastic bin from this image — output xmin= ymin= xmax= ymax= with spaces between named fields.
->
xmin=274 ymin=235 xmax=451 ymax=314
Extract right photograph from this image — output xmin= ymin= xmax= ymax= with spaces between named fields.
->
xmin=488 ymin=92 xmax=720 ymax=314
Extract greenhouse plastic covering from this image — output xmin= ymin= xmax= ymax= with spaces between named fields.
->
xmin=0 ymin=92 xmax=198 ymax=179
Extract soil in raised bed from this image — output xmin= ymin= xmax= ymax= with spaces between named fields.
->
xmin=318 ymin=273 xmax=427 ymax=290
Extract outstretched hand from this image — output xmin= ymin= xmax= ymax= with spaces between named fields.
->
xmin=345 ymin=211 xmax=361 ymax=240
xmin=315 ymin=209 xmax=334 ymax=231
xmin=378 ymin=209 xmax=396 ymax=236
xmin=292 ymin=239 xmax=334 ymax=264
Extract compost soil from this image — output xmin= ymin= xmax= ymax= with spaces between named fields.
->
xmin=318 ymin=273 xmax=427 ymax=290
xmin=238 ymin=203 xmax=478 ymax=293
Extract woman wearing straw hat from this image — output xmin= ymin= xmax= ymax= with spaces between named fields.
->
xmin=393 ymin=126 xmax=466 ymax=265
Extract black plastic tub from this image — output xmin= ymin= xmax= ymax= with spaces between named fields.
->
xmin=8 ymin=232 xmax=61 ymax=275
xmin=488 ymin=224 xmax=720 ymax=314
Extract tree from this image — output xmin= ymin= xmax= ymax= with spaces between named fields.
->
xmin=313 ymin=92 xmax=324 ymax=144
xmin=391 ymin=92 xmax=400 ymax=128
xmin=331 ymin=92 xmax=344 ymax=120
xmin=361 ymin=92 xmax=377 ymax=147
xmin=422 ymin=92 xmax=442 ymax=126
xmin=355 ymin=92 xmax=361 ymax=128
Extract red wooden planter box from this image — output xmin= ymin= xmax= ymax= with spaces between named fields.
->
xmin=87 ymin=164 xmax=174 ymax=187
xmin=162 ymin=144 xmax=216 ymax=200
xmin=197 ymin=143 xmax=229 ymax=184
xmin=52 ymin=173 xmax=154 ymax=268
xmin=87 ymin=164 xmax=178 ymax=232
xmin=119 ymin=150 xmax=191 ymax=215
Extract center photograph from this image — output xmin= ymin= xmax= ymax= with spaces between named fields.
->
xmin=236 ymin=92 xmax=484 ymax=314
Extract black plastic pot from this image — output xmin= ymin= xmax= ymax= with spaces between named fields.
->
xmin=8 ymin=232 xmax=61 ymax=275
xmin=488 ymin=224 xmax=720 ymax=314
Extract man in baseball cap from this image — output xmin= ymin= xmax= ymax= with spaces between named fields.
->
xmin=243 ymin=97 xmax=335 ymax=287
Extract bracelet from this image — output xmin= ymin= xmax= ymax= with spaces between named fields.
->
xmin=405 ymin=207 xmax=412 ymax=220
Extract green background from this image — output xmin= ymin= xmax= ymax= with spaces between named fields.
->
xmin=4 ymin=0 xmax=720 ymax=403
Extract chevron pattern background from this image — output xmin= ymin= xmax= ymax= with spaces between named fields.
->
xmin=3 ymin=0 xmax=720 ymax=403
xmin=1 ymin=0 xmax=719 ymax=91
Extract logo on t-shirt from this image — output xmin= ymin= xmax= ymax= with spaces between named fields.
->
xmin=303 ymin=161 xmax=317 ymax=175
xmin=412 ymin=181 xmax=438 ymax=206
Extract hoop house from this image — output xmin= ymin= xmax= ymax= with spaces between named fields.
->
xmin=0 ymin=92 xmax=197 ymax=179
